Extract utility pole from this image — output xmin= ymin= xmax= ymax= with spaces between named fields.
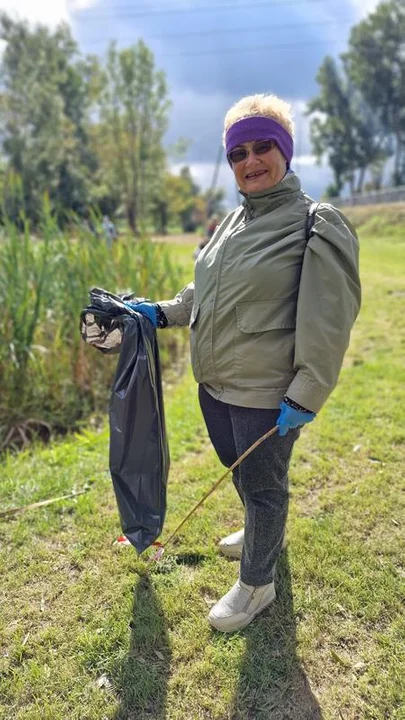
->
xmin=207 ymin=144 xmax=223 ymax=216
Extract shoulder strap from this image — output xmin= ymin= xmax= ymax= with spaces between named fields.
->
xmin=305 ymin=202 xmax=319 ymax=245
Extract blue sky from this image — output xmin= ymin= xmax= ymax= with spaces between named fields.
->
xmin=1 ymin=0 xmax=380 ymax=207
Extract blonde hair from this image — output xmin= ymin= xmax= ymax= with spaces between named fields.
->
xmin=223 ymin=94 xmax=294 ymax=145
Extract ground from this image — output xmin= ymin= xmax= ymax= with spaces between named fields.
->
xmin=0 ymin=224 xmax=404 ymax=719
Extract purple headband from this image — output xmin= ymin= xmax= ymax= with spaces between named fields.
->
xmin=225 ymin=116 xmax=294 ymax=166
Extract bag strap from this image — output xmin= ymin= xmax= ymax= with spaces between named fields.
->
xmin=296 ymin=201 xmax=320 ymax=291
xmin=305 ymin=201 xmax=319 ymax=245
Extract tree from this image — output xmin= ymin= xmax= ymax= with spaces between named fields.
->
xmin=177 ymin=166 xmax=203 ymax=231
xmin=150 ymin=168 xmax=207 ymax=235
xmin=98 ymin=41 xmax=170 ymax=233
xmin=344 ymin=0 xmax=405 ymax=185
xmin=307 ymin=56 xmax=385 ymax=195
xmin=0 ymin=14 xmax=97 ymax=224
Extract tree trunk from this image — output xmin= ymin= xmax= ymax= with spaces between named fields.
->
xmin=126 ymin=199 xmax=137 ymax=235
xmin=160 ymin=202 xmax=168 ymax=235
xmin=356 ymin=166 xmax=366 ymax=194
xmin=393 ymin=133 xmax=402 ymax=186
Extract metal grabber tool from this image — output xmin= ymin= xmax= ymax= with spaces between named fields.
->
xmin=149 ymin=424 xmax=280 ymax=563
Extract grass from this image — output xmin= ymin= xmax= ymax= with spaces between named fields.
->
xmin=0 ymin=227 xmax=404 ymax=719
xmin=0 ymin=209 xmax=186 ymax=450
xmin=342 ymin=201 xmax=405 ymax=234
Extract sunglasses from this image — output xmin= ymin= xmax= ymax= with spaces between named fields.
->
xmin=227 ymin=139 xmax=277 ymax=164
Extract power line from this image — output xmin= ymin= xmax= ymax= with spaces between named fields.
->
xmin=147 ymin=37 xmax=347 ymax=59
xmin=85 ymin=36 xmax=376 ymax=60
xmin=84 ymin=17 xmax=350 ymax=46
xmin=82 ymin=35 xmax=392 ymax=61
xmin=87 ymin=0 xmax=292 ymax=9
xmin=76 ymin=0 xmax=336 ymax=19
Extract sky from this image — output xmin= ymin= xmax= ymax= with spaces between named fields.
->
xmin=0 ymin=0 xmax=381 ymax=208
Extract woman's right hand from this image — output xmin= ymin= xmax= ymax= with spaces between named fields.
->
xmin=124 ymin=301 xmax=158 ymax=328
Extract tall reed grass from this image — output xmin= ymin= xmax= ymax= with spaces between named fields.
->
xmin=0 ymin=203 xmax=184 ymax=450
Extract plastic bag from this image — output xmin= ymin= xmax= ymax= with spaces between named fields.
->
xmin=81 ymin=288 xmax=170 ymax=553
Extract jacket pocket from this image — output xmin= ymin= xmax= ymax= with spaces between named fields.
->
xmin=189 ymin=303 xmax=200 ymax=329
xmin=234 ymin=301 xmax=296 ymax=387
xmin=236 ymin=300 xmax=296 ymax=333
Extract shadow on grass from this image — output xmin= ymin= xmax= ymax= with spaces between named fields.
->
xmin=113 ymin=575 xmax=170 ymax=720
xmin=230 ymin=550 xmax=323 ymax=720
xmin=173 ymin=552 xmax=207 ymax=566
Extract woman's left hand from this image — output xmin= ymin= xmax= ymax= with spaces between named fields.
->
xmin=277 ymin=401 xmax=316 ymax=436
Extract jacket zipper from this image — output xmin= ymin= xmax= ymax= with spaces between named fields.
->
xmin=244 ymin=198 xmax=254 ymax=222
xmin=210 ymin=230 xmax=230 ymax=390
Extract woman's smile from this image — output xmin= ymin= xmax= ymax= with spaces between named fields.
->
xmin=245 ymin=169 xmax=268 ymax=180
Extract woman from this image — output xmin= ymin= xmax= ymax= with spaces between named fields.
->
xmin=127 ymin=93 xmax=361 ymax=632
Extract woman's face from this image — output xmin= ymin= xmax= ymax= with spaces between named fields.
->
xmin=231 ymin=141 xmax=287 ymax=194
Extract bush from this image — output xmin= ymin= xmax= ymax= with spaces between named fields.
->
xmin=0 ymin=203 xmax=184 ymax=450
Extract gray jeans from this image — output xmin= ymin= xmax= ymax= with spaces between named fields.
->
xmin=199 ymin=385 xmax=299 ymax=586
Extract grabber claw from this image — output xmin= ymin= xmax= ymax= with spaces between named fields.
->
xmin=149 ymin=542 xmax=165 ymax=563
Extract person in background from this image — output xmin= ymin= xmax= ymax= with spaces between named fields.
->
xmin=193 ymin=214 xmax=220 ymax=260
xmin=102 ymin=215 xmax=117 ymax=249
xmin=126 ymin=93 xmax=361 ymax=632
xmin=206 ymin=214 xmax=219 ymax=240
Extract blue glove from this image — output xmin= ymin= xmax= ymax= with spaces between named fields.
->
xmin=124 ymin=301 xmax=158 ymax=328
xmin=277 ymin=401 xmax=316 ymax=437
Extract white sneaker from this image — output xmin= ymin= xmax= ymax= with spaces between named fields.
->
xmin=219 ymin=528 xmax=286 ymax=559
xmin=218 ymin=528 xmax=244 ymax=558
xmin=208 ymin=579 xmax=276 ymax=632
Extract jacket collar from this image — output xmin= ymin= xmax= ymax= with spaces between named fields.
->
xmin=240 ymin=172 xmax=301 ymax=217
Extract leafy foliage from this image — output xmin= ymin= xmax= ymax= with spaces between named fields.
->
xmin=308 ymin=0 xmax=405 ymax=194
xmin=0 ymin=14 xmax=98 ymax=224
xmin=0 ymin=14 xmax=224 ymax=231
xmin=97 ymin=41 xmax=170 ymax=233
xmin=343 ymin=0 xmax=405 ymax=185
xmin=308 ymin=57 xmax=386 ymax=195
xmin=0 ymin=204 xmax=184 ymax=450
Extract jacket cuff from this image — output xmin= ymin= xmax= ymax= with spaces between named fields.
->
xmin=157 ymin=298 xmax=192 ymax=327
xmin=285 ymin=373 xmax=331 ymax=414
xmin=283 ymin=396 xmax=313 ymax=414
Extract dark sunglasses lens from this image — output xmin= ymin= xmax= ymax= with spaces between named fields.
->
xmin=254 ymin=140 xmax=275 ymax=154
xmin=228 ymin=147 xmax=248 ymax=163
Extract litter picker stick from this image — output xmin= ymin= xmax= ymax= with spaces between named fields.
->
xmin=0 ymin=488 xmax=89 ymax=519
xmin=159 ymin=424 xmax=279 ymax=555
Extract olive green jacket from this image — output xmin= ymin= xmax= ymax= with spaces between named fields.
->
xmin=159 ymin=173 xmax=361 ymax=413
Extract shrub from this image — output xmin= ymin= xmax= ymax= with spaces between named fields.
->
xmin=0 ymin=203 xmax=184 ymax=450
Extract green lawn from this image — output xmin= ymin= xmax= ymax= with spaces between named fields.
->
xmin=0 ymin=229 xmax=404 ymax=719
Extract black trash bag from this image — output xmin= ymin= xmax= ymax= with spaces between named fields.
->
xmin=80 ymin=287 xmax=170 ymax=553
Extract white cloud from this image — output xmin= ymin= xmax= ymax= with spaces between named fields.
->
xmin=0 ymin=0 xmax=99 ymax=28
xmin=69 ymin=0 xmax=99 ymax=9
xmin=349 ymin=0 xmax=380 ymax=19
xmin=293 ymin=154 xmax=318 ymax=167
